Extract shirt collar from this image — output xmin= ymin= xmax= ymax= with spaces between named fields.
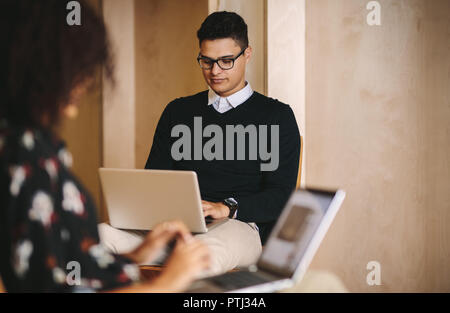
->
xmin=207 ymin=81 xmax=253 ymax=108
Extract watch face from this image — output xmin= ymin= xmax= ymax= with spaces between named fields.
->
xmin=225 ymin=198 xmax=238 ymax=207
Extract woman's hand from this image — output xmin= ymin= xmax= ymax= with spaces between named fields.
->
xmin=151 ymin=237 xmax=210 ymax=292
xmin=107 ymin=237 xmax=210 ymax=293
xmin=125 ymin=220 xmax=193 ymax=265
xmin=118 ymin=220 xmax=210 ymax=292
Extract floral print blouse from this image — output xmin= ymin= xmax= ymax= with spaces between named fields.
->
xmin=0 ymin=120 xmax=140 ymax=292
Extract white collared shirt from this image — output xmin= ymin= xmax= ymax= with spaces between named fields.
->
xmin=207 ymin=82 xmax=254 ymax=113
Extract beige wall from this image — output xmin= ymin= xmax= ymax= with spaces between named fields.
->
xmin=102 ymin=0 xmax=207 ymax=221
xmin=103 ymin=0 xmax=136 ymax=169
xmin=59 ymin=71 xmax=104 ymax=219
xmin=100 ymin=0 xmax=450 ymax=292
xmin=209 ymin=0 xmax=266 ymax=95
xmin=267 ymin=0 xmax=306 ymax=186
xmin=306 ymin=0 xmax=450 ymax=292
xmin=209 ymin=0 xmax=306 ymax=185
xmin=134 ymin=0 xmax=208 ymax=168
xmin=60 ymin=0 xmax=104 ymax=219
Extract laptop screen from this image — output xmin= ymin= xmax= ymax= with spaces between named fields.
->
xmin=257 ymin=189 xmax=336 ymax=278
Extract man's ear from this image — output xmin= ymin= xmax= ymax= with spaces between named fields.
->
xmin=245 ymin=45 xmax=253 ymax=64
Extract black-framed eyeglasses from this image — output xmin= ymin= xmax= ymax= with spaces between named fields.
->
xmin=197 ymin=47 xmax=247 ymax=70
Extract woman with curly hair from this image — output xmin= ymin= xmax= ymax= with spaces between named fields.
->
xmin=0 ymin=0 xmax=210 ymax=293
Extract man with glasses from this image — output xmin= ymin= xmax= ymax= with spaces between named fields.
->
xmin=99 ymin=11 xmax=301 ymax=277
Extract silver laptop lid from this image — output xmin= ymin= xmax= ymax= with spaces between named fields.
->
xmin=256 ymin=188 xmax=345 ymax=279
xmin=99 ymin=168 xmax=208 ymax=232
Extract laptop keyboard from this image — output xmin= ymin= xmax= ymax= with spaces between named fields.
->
xmin=208 ymin=271 xmax=272 ymax=290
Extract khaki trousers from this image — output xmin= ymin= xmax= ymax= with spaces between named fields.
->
xmin=98 ymin=219 xmax=262 ymax=277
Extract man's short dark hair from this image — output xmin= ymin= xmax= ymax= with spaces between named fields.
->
xmin=197 ymin=11 xmax=248 ymax=49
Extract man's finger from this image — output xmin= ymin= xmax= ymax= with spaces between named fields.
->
xmin=203 ymin=208 xmax=213 ymax=217
xmin=202 ymin=204 xmax=212 ymax=210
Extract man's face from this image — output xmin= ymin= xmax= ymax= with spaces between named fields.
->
xmin=199 ymin=38 xmax=251 ymax=97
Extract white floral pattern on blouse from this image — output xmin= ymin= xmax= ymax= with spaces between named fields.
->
xmin=89 ymin=244 xmax=115 ymax=269
xmin=62 ymin=181 xmax=85 ymax=215
xmin=1 ymin=125 xmax=139 ymax=292
xmin=123 ymin=264 xmax=140 ymax=282
xmin=58 ymin=148 xmax=73 ymax=169
xmin=13 ymin=240 xmax=33 ymax=278
xmin=9 ymin=165 xmax=27 ymax=197
xmin=53 ymin=267 xmax=67 ymax=284
xmin=28 ymin=191 xmax=54 ymax=227
xmin=22 ymin=131 xmax=34 ymax=150
xmin=44 ymin=158 xmax=59 ymax=183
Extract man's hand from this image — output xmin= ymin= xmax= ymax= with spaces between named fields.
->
xmin=124 ymin=220 xmax=193 ymax=264
xmin=201 ymin=200 xmax=229 ymax=219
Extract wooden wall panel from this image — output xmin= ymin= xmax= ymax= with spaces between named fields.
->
xmin=59 ymin=0 xmax=104 ymax=220
xmin=134 ymin=0 xmax=208 ymax=168
xmin=209 ymin=0 xmax=266 ymax=95
xmin=267 ymin=0 xmax=306 ymax=186
xmin=103 ymin=0 xmax=136 ymax=170
xmin=306 ymin=0 xmax=450 ymax=292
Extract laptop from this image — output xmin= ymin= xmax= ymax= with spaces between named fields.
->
xmin=186 ymin=187 xmax=346 ymax=293
xmin=98 ymin=168 xmax=228 ymax=233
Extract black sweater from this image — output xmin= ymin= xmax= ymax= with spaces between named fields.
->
xmin=145 ymin=90 xmax=301 ymax=243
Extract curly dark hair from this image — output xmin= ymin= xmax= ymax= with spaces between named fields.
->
xmin=197 ymin=11 xmax=248 ymax=49
xmin=0 ymin=0 xmax=113 ymax=129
